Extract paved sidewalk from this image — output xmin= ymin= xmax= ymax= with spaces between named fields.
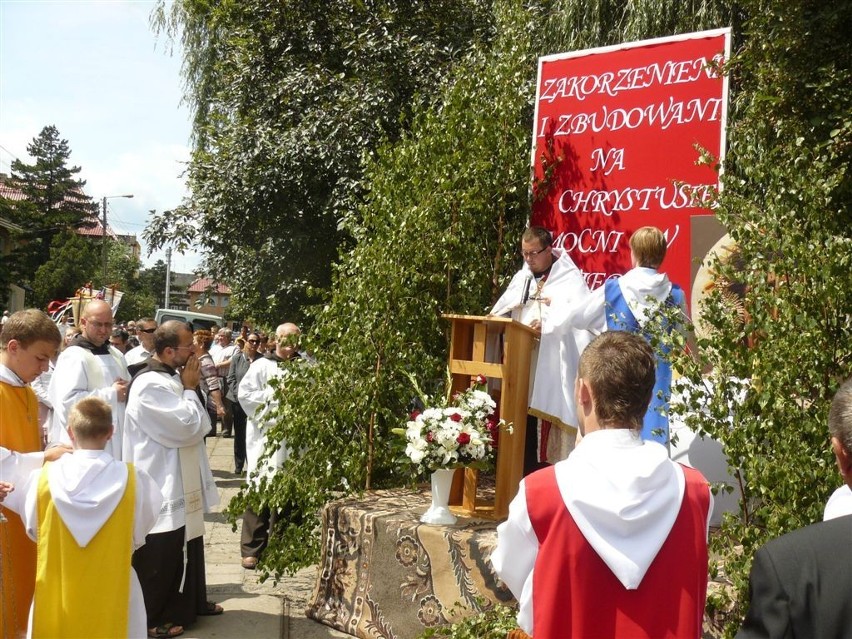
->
xmin=184 ymin=435 xmax=351 ymax=639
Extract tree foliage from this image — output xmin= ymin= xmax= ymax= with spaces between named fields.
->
xmin=148 ymin=0 xmax=495 ymax=323
xmin=227 ymin=0 xmax=538 ymax=576
xmin=5 ymin=126 xmax=98 ymax=287
xmin=32 ymin=231 xmax=98 ymax=307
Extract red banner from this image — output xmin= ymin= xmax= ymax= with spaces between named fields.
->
xmin=530 ymin=29 xmax=731 ymax=305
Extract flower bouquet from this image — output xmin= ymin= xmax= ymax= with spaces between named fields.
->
xmin=394 ymin=372 xmax=508 ymax=524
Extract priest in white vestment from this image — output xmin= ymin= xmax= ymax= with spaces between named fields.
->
xmin=123 ymin=321 xmax=222 ymax=636
xmin=47 ymin=300 xmax=129 ymax=459
xmin=490 ymin=226 xmax=591 ymax=464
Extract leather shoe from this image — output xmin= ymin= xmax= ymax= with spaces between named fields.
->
xmin=222 ymin=431 xmax=233 ymax=438
xmin=241 ymin=556 xmax=258 ymax=570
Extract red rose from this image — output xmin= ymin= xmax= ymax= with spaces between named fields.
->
xmin=426 ymin=431 xmax=434 ymax=443
xmin=410 ymin=410 xmax=421 ymax=421
xmin=475 ymin=374 xmax=487 ymax=386
xmin=449 ymin=412 xmax=463 ymax=422
xmin=456 ymin=432 xmax=471 ymax=445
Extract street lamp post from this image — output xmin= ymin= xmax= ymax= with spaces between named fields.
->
xmin=102 ymin=194 xmax=134 ymax=283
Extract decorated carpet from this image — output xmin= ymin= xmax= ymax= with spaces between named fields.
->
xmin=306 ymin=488 xmax=514 ymax=638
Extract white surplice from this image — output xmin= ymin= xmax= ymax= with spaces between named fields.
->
xmin=491 ymin=248 xmax=592 ymax=456
xmin=47 ymin=345 xmax=129 ymax=459
xmin=238 ymin=356 xmax=291 ymax=484
xmin=552 ymin=266 xmax=688 ymax=334
xmin=0 ymin=446 xmax=43 ymax=497
xmin=122 ymin=369 xmax=219 ymax=535
xmin=9 ymin=450 xmax=162 ymax=639
xmin=491 ymin=429 xmax=712 ymax=635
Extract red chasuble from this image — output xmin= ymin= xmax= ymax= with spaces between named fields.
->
xmin=526 ymin=464 xmax=709 ymax=639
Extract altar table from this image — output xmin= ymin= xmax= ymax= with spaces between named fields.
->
xmin=306 ymin=488 xmax=514 ymax=638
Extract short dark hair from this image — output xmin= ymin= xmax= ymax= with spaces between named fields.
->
xmin=154 ymin=320 xmax=191 ymax=355
xmin=0 ymin=309 xmax=62 ymax=351
xmin=522 ymin=226 xmax=553 ymax=248
xmin=111 ymin=328 xmax=129 ymax=342
xmin=578 ymin=332 xmax=656 ymax=429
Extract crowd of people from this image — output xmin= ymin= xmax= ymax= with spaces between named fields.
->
xmin=0 ymin=306 xmax=302 ymax=639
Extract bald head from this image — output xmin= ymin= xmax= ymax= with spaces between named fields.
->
xmin=275 ymin=323 xmax=301 ymax=359
xmin=80 ymin=300 xmax=114 ymax=346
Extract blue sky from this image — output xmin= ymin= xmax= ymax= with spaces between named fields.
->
xmin=0 ymin=0 xmax=202 ymax=272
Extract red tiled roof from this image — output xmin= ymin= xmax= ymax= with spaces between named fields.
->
xmin=0 ymin=177 xmax=113 ymax=237
xmin=187 ymin=277 xmax=231 ymax=294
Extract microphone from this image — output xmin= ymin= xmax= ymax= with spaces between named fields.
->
xmin=521 ymin=275 xmax=533 ymax=305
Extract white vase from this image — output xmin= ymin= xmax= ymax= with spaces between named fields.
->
xmin=420 ymin=468 xmax=458 ymax=525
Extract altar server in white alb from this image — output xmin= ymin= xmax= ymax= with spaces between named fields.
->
xmin=123 ymin=320 xmax=223 ymax=638
xmin=48 ymin=299 xmax=130 ymax=458
xmin=237 ymin=322 xmax=304 ymax=569
xmin=6 ymin=397 xmax=162 ymax=638
xmin=551 ymin=226 xmax=688 ymax=445
xmin=492 ymin=332 xmax=712 ymax=639
xmin=490 ymin=226 xmax=591 ymax=464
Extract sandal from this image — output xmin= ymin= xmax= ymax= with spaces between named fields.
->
xmin=199 ymin=601 xmax=224 ymax=616
xmin=148 ymin=623 xmax=184 ymax=638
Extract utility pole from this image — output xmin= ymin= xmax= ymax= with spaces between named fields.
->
xmin=101 ymin=194 xmax=134 ymax=283
xmin=165 ymin=246 xmax=172 ymax=309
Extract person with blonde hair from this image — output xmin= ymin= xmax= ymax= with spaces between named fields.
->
xmin=7 ymin=397 xmax=162 ymax=638
xmin=0 ymin=308 xmax=67 ymax=638
xmin=553 ymin=226 xmax=688 ymax=445
xmin=193 ymin=329 xmax=225 ymax=433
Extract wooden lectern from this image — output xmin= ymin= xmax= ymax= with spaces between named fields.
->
xmin=442 ymin=314 xmax=538 ymax=520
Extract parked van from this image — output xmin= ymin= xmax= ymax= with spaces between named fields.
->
xmin=154 ymin=308 xmax=223 ymax=331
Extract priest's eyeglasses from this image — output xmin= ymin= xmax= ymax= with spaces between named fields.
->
xmin=521 ymin=247 xmax=549 ymax=258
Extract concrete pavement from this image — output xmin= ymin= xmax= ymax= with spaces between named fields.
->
xmin=183 ymin=435 xmax=351 ymax=639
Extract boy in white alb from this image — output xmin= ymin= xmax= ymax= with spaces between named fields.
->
xmin=7 ymin=397 xmax=162 ymax=638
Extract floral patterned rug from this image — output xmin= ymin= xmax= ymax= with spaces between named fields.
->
xmin=306 ymin=487 xmax=514 ymax=638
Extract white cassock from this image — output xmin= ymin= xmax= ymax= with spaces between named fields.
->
xmin=6 ymin=450 xmax=162 ymax=639
xmin=238 ymin=356 xmax=290 ymax=484
xmin=491 ymin=248 xmax=591 ymax=460
xmin=47 ymin=344 xmax=129 ymax=459
xmin=491 ymin=429 xmax=713 ymax=635
xmin=122 ymin=369 xmax=219 ymax=536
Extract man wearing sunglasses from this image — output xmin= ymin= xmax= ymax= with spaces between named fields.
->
xmin=126 ymin=318 xmax=158 ymax=375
